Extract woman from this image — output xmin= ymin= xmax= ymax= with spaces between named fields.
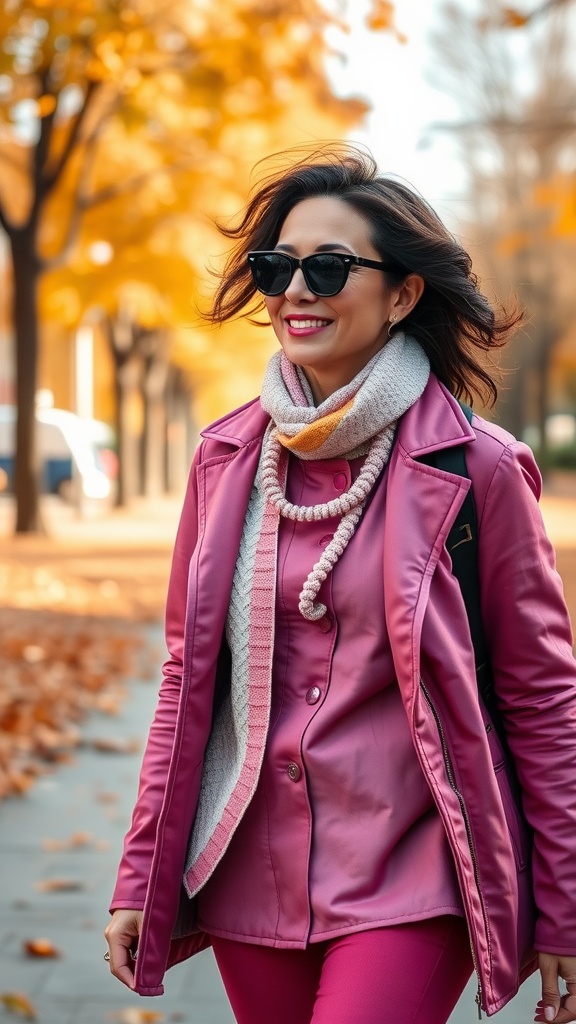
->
xmin=105 ymin=145 xmax=576 ymax=1024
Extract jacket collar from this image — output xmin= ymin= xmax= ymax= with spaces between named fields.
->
xmin=395 ymin=375 xmax=475 ymax=459
xmin=200 ymin=375 xmax=475 ymax=456
xmin=201 ymin=397 xmax=270 ymax=449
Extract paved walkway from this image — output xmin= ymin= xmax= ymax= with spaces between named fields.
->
xmin=0 ymin=624 xmax=234 ymax=1024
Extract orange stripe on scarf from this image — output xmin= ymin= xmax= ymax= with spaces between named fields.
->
xmin=276 ymin=398 xmax=355 ymax=453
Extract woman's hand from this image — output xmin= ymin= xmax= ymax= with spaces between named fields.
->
xmin=535 ymin=953 xmax=576 ymax=1022
xmin=104 ymin=909 xmax=143 ymax=989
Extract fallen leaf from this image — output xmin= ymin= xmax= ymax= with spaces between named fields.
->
xmin=35 ymin=878 xmax=86 ymax=892
xmin=40 ymin=838 xmax=63 ymax=852
xmin=41 ymin=831 xmax=109 ymax=852
xmin=89 ymin=737 xmax=141 ymax=754
xmin=95 ymin=790 xmax=119 ymax=803
xmin=21 ymin=646 xmax=45 ymax=663
xmin=70 ymin=831 xmax=92 ymax=847
xmin=0 ymin=992 xmax=37 ymax=1020
xmin=108 ymin=1010 xmax=166 ymax=1023
xmin=23 ymin=938 xmax=61 ymax=958
xmin=94 ymin=692 xmax=124 ymax=714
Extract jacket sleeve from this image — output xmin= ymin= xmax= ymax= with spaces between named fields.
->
xmin=476 ymin=438 xmax=576 ymax=954
xmin=109 ymin=441 xmax=206 ymax=910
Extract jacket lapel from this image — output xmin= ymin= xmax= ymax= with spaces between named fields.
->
xmin=383 ymin=378 xmax=475 ymax=708
xmin=188 ymin=400 xmax=270 ymax=633
xmin=187 ymin=436 xmax=265 ymax=664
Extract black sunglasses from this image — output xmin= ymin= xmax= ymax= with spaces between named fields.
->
xmin=247 ymin=250 xmax=398 ymax=297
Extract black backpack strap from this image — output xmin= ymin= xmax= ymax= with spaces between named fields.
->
xmin=430 ymin=403 xmax=501 ymax=733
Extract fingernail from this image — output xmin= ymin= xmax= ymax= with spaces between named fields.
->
xmin=545 ymin=1007 xmax=556 ymax=1022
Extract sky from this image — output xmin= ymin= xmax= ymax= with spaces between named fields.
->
xmin=326 ymin=0 xmax=469 ymax=230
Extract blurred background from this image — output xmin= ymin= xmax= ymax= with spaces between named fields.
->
xmin=1 ymin=0 xmax=576 ymax=535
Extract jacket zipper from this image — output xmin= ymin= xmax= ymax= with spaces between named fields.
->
xmin=420 ymin=678 xmax=487 ymax=1019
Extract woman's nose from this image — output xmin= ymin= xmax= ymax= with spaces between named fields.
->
xmin=283 ymin=268 xmax=315 ymax=301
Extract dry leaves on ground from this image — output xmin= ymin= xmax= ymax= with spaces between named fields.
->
xmin=22 ymin=938 xmax=61 ymax=958
xmin=35 ymin=878 xmax=88 ymax=893
xmin=0 ymin=536 xmax=165 ymax=800
xmin=40 ymin=830 xmax=109 ymax=852
xmin=0 ymin=992 xmax=37 ymax=1020
xmin=0 ymin=606 xmax=155 ymax=800
xmin=0 ymin=561 xmax=166 ymax=622
xmin=86 ymin=736 xmax=142 ymax=754
xmin=107 ymin=1011 xmax=187 ymax=1023
xmin=107 ymin=1011 xmax=166 ymax=1024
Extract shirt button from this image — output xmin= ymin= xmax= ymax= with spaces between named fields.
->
xmin=333 ymin=472 xmax=348 ymax=491
xmin=306 ymin=686 xmax=322 ymax=705
xmin=318 ymin=614 xmax=333 ymax=633
xmin=286 ymin=762 xmax=301 ymax=782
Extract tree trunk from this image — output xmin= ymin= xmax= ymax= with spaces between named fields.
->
xmin=11 ymin=226 xmax=42 ymax=534
xmin=493 ymin=334 xmax=528 ymax=438
xmin=142 ymin=353 xmax=169 ymax=499
xmin=113 ymin=355 xmax=142 ymax=507
xmin=165 ymin=368 xmax=195 ymax=494
xmin=534 ymin=325 xmax=558 ymax=477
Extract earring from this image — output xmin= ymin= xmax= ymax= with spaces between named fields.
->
xmin=387 ymin=314 xmax=399 ymax=338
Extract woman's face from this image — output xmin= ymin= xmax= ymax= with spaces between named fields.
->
xmin=264 ymin=195 xmax=419 ymax=403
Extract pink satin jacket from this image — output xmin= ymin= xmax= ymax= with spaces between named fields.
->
xmin=196 ymin=453 xmax=464 ymax=944
xmin=110 ymin=375 xmax=576 ymax=1016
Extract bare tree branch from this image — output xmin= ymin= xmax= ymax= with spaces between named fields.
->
xmin=32 ymin=72 xmax=55 ymax=219
xmin=79 ymin=157 xmax=197 ymax=211
xmin=523 ymin=0 xmax=572 ymax=23
xmin=39 ymin=137 xmax=99 ymax=273
xmin=41 ymin=79 xmax=100 ymax=197
xmin=39 ymin=89 xmax=124 ymax=271
xmin=482 ymin=0 xmax=572 ymax=28
xmin=426 ymin=115 xmax=576 ymax=135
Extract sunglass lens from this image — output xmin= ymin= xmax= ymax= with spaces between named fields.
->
xmin=305 ymin=254 xmax=346 ymax=296
xmin=253 ymin=254 xmax=291 ymax=295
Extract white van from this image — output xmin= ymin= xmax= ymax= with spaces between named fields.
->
xmin=0 ymin=405 xmax=116 ymax=502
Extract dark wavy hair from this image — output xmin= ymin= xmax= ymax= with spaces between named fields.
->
xmin=208 ymin=143 xmax=521 ymax=406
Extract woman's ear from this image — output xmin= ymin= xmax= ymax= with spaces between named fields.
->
xmin=392 ymin=273 xmax=425 ymax=319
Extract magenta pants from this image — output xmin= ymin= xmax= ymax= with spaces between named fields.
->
xmin=210 ymin=915 xmax=473 ymax=1024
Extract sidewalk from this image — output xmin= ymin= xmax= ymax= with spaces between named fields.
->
xmin=0 ymin=494 xmax=184 ymax=548
xmin=0 ymin=624 xmax=235 ymax=1024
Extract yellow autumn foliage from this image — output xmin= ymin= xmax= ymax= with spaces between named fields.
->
xmin=1 ymin=0 xmax=397 ymax=426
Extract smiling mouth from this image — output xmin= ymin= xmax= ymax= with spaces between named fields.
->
xmin=286 ymin=318 xmax=331 ymax=329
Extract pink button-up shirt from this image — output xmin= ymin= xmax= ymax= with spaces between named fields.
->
xmin=197 ymin=455 xmax=463 ymax=947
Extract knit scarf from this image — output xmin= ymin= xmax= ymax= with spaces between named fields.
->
xmin=183 ymin=333 xmax=430 ymax=896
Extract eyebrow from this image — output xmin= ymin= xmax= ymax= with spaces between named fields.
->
xmin=274 ymin=242 xmax=355 ymax=254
